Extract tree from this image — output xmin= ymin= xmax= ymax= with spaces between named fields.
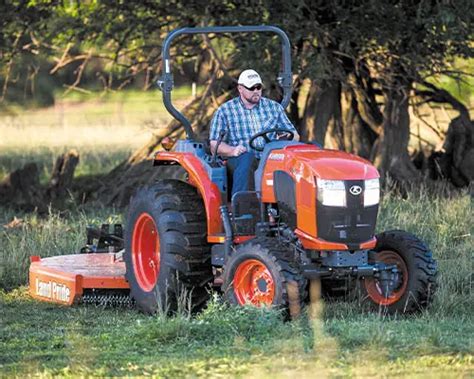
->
xmin=1 ymin=1 xmax=472 ymax=208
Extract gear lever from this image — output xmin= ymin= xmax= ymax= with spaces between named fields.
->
xmin=211 ymin=130 xmax=227 ymax=166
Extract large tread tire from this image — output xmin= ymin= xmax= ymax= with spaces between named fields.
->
xmin=124 ymin=180 xmax=212 ymax=314
xmin=222 ymin=237 xmax=307 ymax=313
xmin=360 ymin=230 xmax=438 ymax=314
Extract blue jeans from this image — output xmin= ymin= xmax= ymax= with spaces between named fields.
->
xmin=226 ymin=152 xmax=258 ymax=198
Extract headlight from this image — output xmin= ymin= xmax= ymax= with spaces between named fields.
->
xmin=364 ymin=178 xmax=380 ymax=207
xmin=317 ymin=179 xmax=346 ymax=207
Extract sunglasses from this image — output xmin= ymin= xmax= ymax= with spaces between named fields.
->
xmin=242 ymin=84 xmax=263 ymax=91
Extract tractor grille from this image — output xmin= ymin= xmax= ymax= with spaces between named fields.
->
xmin=316 ymin=180 xmax=378 ymax=247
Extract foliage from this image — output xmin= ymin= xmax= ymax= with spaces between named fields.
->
xmin=2 ymin=0 xmax=469 ymax=184
xmin=1 ymin=1 xmax=472 ymax=98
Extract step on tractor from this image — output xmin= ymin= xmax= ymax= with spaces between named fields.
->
xmin=29 ymin=26 xmax=437 ymax=314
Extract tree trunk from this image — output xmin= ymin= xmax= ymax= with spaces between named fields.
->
xmin=342 ymin=88 xmax=378 ymax=159
xmin=415 ymin=82 xmax=473 ymax=187
xmin=325 ymin=82 xmax=345 ymax=150
xmin=0 ymin=163 xmax=43 ymax=211
xmin=301 ymin=79 xmax=340 ymax=146
xmin=288 ymin=77 xmax=302 ymax=132
xmin=46 ymin=149 xmax=80 ymax=206
xmin=441 ymin=116 xmax=474 ymax=186
xmin=373 ymin=81 xmax=419 ymax=181
xmin=0 ymin=150 xmax=79 ymax=211
xmin=348 ymin=71 xmax=383 ymax=135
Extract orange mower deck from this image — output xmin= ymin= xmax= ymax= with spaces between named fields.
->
xmin=29 ymin=253 xmax=129 ymax=306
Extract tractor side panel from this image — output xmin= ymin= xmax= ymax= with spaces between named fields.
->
xmin=273 ymin=170 xmax=297 ymax=228
xmin=154 ymin=152 xmax=223 ymax=237
xmin=262 ymin=149 xmax=318 ymax=238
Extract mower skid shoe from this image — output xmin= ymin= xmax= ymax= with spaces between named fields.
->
xmin=29 ymin=253 xmax=129 ymax=306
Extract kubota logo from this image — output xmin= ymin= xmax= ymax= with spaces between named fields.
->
xmin=349 ymin=185 xmax=362 ymax=195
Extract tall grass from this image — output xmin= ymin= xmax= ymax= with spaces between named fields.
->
xmin=378 ymin=186 xmax=473 ymax=315
xmin=1 ymin=186 xmax=472 ymax=378
xmin=0 ymin=207 xmax=122 ymax=290
xmin=1 ymin=187 xmax=472 ymax=313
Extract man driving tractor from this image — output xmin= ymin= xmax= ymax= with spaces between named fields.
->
xmin=209 ymin=69 xmax=299 ymax=196
xmin=29 ymin=27 xmax=437 ymax=316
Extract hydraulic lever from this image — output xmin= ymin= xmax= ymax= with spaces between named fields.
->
xmin=211 ymin=130 xmax=226 ymax=165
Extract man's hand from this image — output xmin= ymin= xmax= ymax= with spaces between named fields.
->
xmin=210 ymin=141 xmax=247 ymax=158
xmin=276 ymin=131 xmax=293 ymax=140
xmin=232 ymin=144 xmax=247 ymax=157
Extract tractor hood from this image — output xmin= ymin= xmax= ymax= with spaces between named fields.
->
xmin=282 ymin=145 xmax=379 ymax=180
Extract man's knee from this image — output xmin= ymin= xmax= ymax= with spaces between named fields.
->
xmin=237 ymin=152 xmax=257 ymax=171
xmin=227 ymin=152 xmax=257 ymax=194
xmin=228 ymin=152 xmax=255 ymax=171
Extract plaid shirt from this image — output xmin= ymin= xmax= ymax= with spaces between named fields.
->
xmin=209 ymin=97 xmax=295 ymax=155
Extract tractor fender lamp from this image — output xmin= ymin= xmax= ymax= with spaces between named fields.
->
xmin=161 ymin=137 xmax=175 ymax=151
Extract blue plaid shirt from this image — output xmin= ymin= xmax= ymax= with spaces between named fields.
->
xmin=209 ymin=97 xmax=296 ymax=155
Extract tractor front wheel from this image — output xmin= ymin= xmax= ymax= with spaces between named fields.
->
xmin=361 ymin=230 xmax=437 ymax=314
xmin=223 ymin=237 xmax=307 ymax=312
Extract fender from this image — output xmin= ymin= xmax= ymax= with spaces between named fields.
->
xmin=154 ymin=152 xmax=223 ymax=237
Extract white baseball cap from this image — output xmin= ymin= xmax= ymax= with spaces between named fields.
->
xmin=238 ymin=69 xmax=262 ymax=88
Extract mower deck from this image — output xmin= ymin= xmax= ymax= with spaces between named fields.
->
xmin=29 ymin=253 xmax=129 ymax=306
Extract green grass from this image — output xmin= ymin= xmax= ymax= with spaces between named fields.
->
xmin=1 ymin=290 xmax=472 ymax=377
xmin=0 ymin=146 xmax=134 ymax=183
xmin=1 ymin=189 xmax=472 ymax=377
xmin=0 ymin=87 xmax=195 ymax=182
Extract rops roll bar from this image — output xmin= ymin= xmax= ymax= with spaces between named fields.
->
xmin=157 ymin=26 xmax=292 ymax=140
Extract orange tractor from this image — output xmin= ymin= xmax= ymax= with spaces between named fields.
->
xmin=30 ymin=26 xmax=437 ymax=314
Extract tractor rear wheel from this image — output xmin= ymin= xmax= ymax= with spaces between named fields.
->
xmin=124 ymin=180 xmax=212 ymax=314
xmin=361 ymin=230 xmax=437 ymax=314
xmin=223 ymin=237 xmax=307 ymax=312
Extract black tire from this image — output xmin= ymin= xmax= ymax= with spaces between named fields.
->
xmin=360 ymin=230 xmax=438 ymax=314
xmin=222 ymin=237 xmax=307 ymax=312
xmin=124 ymin=180 xmax=212 ymax=314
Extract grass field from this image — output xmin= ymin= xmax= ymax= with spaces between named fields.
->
xmin=0 ymin=92 xmax=473 ymax=377
xmin=0 ymin=89 xmax=192 ymax=181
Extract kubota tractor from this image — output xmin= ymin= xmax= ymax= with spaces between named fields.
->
xmin=29 ymin=26 xmax=437 ymax=314
xmin=124 ymin=26 xmax=438 ymax=314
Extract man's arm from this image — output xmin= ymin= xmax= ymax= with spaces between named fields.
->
xmin=277 ymin=104 xmax=300 ymax=141
xmin=210 ymin=140 xmax=246 ymax=157
xmin=209 ymin=105 xmax=247 ymax=157
xmin=292 ymin=130 xmax=300 ymax=141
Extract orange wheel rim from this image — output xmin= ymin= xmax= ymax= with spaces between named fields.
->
xmin=364 ymin=250 xmax=408 ymax=305
xmin=132 ymin=213 xmax=160 ymax=292
xmin=233 ymin=259 xmax=275 ymax=306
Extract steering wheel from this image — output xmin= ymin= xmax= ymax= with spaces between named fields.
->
xmin=249 ymin=128 xmax=295 ymax=152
